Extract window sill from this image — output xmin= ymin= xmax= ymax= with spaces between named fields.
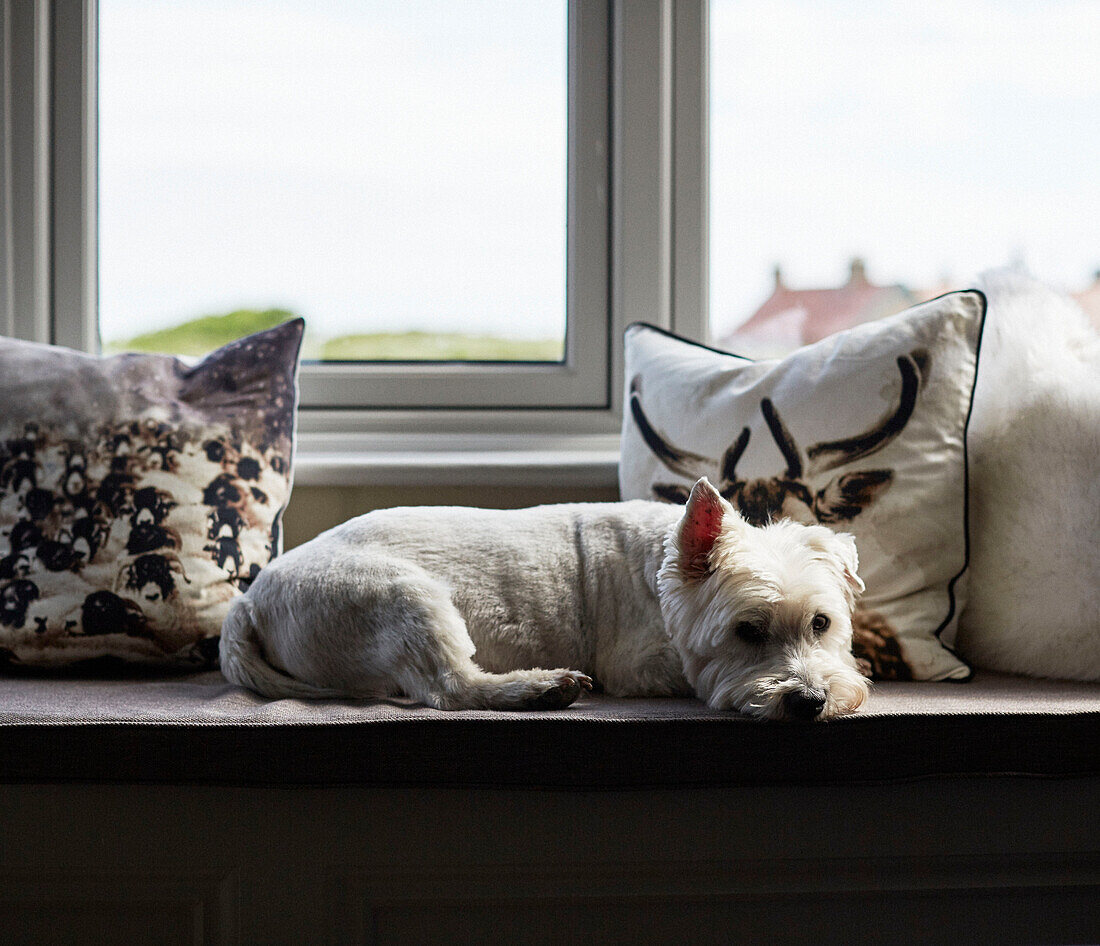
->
xmin=293 ymin=432 xmax=621 ymax=488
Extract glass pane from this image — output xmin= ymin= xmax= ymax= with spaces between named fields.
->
xmin=98 ymin=0 xmax=568 ymax=362
xmin=709 ymin=0 xmax=1100 ymax=357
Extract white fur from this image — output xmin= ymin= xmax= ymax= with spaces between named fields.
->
xmin=221 ymin=478 xmax=869 ymax=719
xmin=956 ymin=271 xmax=1100 ymax=679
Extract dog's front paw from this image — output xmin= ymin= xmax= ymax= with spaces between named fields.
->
xmin=529 ymin=671 xmax=592 ymax=710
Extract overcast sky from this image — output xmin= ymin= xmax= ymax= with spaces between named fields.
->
xmin=99 ymin=0 xmax=1098 ymax=345
xmin=710 ymin=0 xmax=1100 ymax=336
xmin=98 ymin=0 xmax=568 ymax=344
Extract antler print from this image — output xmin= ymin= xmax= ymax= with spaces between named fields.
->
xmin=805 ymin=353 xmax=923 ymax=474
xmin=629 ymin=378 xmax=715 ymax=481
xmin=630 ymin=348 xmax=928 ymax=526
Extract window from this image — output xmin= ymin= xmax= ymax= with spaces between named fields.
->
xmin=99 ymin=2 xmax=570 ymax=369
xmin=708 ymin=0 xmax=1100 ymax=356
xmin=0 ymin=1 xmax=696 ymax=447
xmin=95 ymin=0 xmax=612 ymax=411
xmin=16 ymin=1 xmax=1096 ymax=434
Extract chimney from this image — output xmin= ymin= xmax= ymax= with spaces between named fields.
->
xmin=848 ymin=258 xmax=867 ymax=286
xmin=773 ymin=265 xmax=785 ymax=291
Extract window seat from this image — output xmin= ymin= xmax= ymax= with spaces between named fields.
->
xmin=1 ymin=669 xmax=1098 ymax=944
xmin=0 ymin=669 xmax=1098 ymax=787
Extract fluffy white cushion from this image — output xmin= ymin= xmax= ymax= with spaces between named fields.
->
xmin=957 ymin=272 xmax=1100 ymax=680
xmin=621 ymin=292 xmax=987 ymax=681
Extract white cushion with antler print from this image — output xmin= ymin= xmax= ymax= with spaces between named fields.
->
xmin=620 ymin=291 xmax=987 ymax=682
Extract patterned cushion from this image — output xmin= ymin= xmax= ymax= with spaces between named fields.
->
xmin=0 ymin=320 xmax=303 ymax=667
xmin=620 ymin=292 xmax=986 ymax=681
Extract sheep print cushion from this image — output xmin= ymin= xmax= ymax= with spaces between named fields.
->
xmin=620 ymin=292 xmax=986 ymax=681
xmin=0 ymin=319 xmax=303 ymax=668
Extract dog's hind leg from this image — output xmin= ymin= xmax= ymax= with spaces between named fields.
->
xmin=382 ymin=573 xmax=592 ymax=711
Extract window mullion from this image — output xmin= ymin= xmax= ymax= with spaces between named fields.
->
xmin=3 ymin=0 xmax=52 ymax=344
xmin=50 ymin=0 xmax=96 ymax=351
xmin=671 ymin=0 xmax=708 ymax=343
xmin=612 ymin=0 xmax=673 ymax=340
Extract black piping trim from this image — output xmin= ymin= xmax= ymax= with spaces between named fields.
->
xmin=625 ymin=320 xmax=756 ymax=361
xmin=930 ymin=290 xmax=988 ymax=681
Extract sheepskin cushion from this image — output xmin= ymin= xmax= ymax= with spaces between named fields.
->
xmin=620 ymin=292 xmax=986 ymax=681
xmin=0 ymin=320 xmax=303 ymax=667
xmin=957 ymin=272 xmax=1100 ymax=680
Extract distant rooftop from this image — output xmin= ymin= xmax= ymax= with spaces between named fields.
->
xmin=714 ymin=258 xmax=917 ymax=357
xmin=716 ymin=259 xmax=1100 ymax=357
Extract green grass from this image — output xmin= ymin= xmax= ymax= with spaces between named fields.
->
xmin=105 ymin=311 xmax=564 ymax=363
xmin=103 ymin=309 xmax=297 ymax=357
xmin=318 ymin=331 xmax=563 ymax=362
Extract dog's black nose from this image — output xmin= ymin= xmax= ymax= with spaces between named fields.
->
xmin=784 ymin=690 xmax=826 ymax=720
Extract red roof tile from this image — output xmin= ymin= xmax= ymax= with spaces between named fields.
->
xmin=716 ymin=259 xmax=916 ymax=356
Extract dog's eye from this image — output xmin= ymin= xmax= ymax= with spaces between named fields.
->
xmin=811 ymin=614 xmax=830 ymax=634
xmin=734 ymin=621 xmax=767 ymax=644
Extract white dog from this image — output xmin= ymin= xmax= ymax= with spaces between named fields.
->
xmin=220 ymin=478 xmax=869 ymax=720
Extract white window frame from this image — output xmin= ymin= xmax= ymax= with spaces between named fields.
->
xmin=1 ymin=0 xmax=707 ymax=483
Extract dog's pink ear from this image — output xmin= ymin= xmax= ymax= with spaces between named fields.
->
xmin=678 ymin=478 xmax=727 ymax=581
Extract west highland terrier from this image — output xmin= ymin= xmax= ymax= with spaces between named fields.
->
xmin=221 ymin=478 xmax=869 ymax=720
